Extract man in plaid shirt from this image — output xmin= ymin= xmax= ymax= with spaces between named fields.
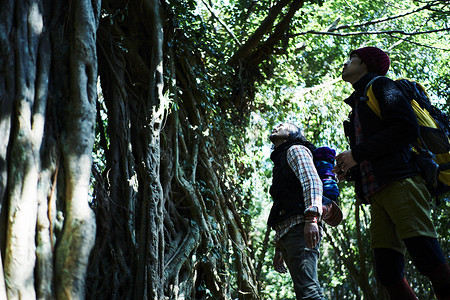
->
xmin=268 ymin=122 xmax=341 ymax=299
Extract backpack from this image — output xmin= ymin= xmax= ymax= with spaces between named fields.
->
xmin=312 ymin=147 xmax=340 ymax=204
xmin=363 ymin=77 xmax=450 ymax=198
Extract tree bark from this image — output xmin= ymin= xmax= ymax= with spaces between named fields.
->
xmin=0 ymin=0 xmax=100 ymax=299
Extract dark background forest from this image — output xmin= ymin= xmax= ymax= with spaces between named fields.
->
xmin=0 ymin=0 xmax=449 ymax=299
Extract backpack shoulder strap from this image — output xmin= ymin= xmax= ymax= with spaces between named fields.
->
xmin=361 ymin=76 xmax=383 ymax=118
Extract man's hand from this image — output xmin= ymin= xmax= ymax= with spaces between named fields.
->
xmin=304 ymin=222 xmax=320 ymax=248
xmin=335 ymin=150 xmax=357 ymax=174
xmin=273 ymin=250 xmax=288 ymax=273
xmin=332 ymin=164 xmax=349 ymax=182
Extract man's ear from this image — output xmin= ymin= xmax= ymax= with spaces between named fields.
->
xmin=360 ymin=60 xmax=368 ymax=73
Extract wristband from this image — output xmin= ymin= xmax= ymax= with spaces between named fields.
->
xmin=304 ymin=215 xmax=318 ymax=223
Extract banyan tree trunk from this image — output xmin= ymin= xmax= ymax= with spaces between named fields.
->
xmin=1 ymin=0 xmax=299 ymax=298
xmin=87 ymin=0 xmax=259 ymax=299
xmin=0 ymin=0 xmax=100 ymax=299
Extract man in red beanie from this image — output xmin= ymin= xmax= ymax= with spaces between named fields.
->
xmin=334 ymin=46 xmax=450 ymax=300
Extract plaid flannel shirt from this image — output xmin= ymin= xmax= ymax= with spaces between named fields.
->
xmin=273 ymin=145 xmax=323 ymax=242
xmin=354 ymin=109 xmax=383 ymax=197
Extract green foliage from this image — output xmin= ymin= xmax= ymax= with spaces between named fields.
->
xmin=168 ymin=0 xmax=450 ymax=298
xmin=225 ymin=0 xmax=450 ymax=298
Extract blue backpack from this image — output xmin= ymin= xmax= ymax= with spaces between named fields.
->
xmin=313 ymin=147 xmax=340 ymax=205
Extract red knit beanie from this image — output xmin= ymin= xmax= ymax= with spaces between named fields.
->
xmin=350 ymin=46 xmax=390 ymax=76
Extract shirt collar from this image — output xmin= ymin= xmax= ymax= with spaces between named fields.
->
xmin=344 ymin=73 xmax=379 ymax=107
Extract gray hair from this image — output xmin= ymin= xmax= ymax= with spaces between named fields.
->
xmin=284 ymin=123 xmax=307 ymax=143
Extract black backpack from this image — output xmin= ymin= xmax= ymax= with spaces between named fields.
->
xmin=363 ymin=77 xmax=450 ymax=198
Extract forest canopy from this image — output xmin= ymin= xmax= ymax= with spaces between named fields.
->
xmin=216 ymin=0 xmax=450 ymax=298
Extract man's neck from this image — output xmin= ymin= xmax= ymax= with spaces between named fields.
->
xmin=348 ymin=72 xmax=368 ymax=86
xmin=272 ymin=139 xmax=286 ymax=148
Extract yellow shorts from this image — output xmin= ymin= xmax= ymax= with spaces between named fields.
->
xmin=369 ymin=176 xmax=437 ymax=254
